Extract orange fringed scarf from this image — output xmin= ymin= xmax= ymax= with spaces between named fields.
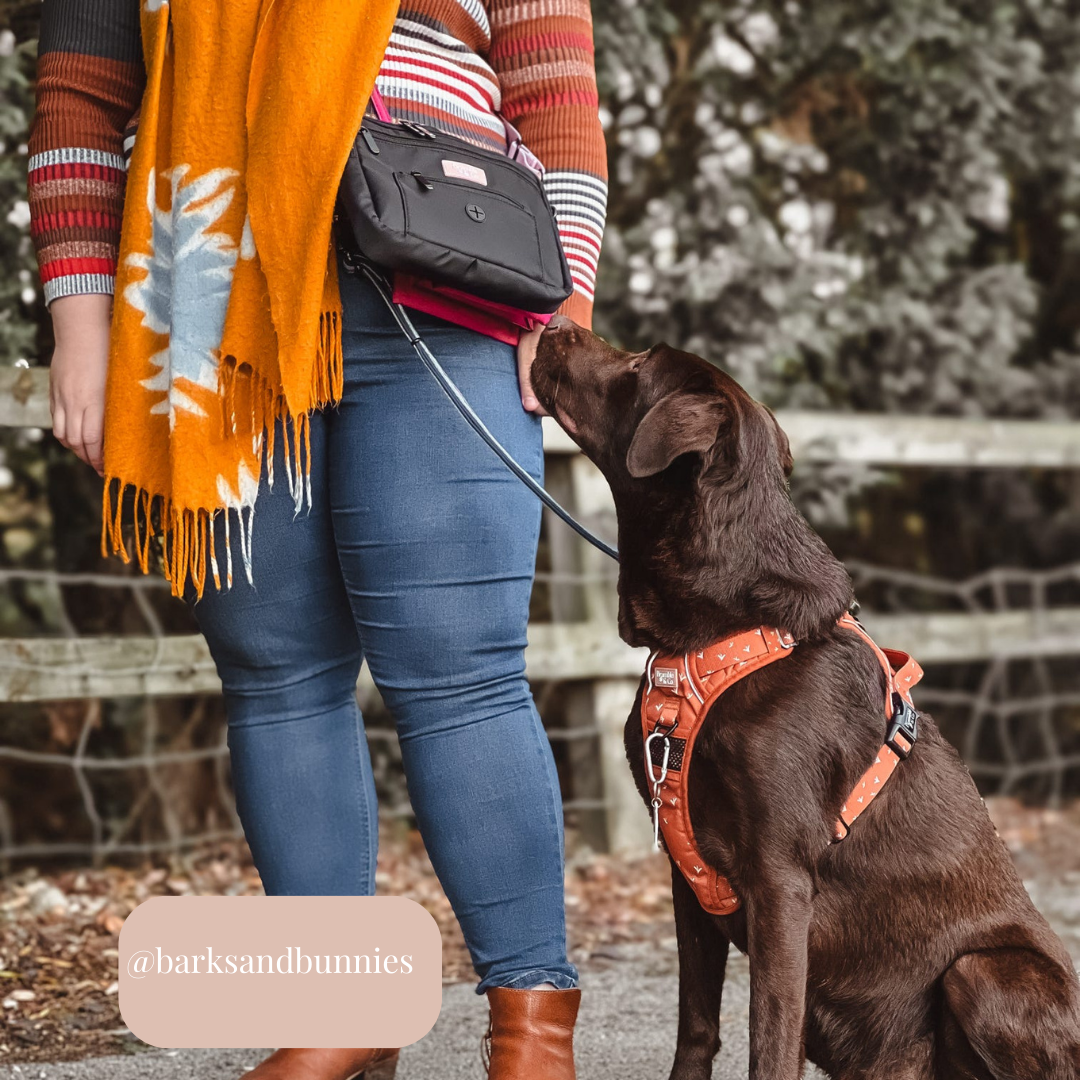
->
xmin=103 ymin=0 xmax=400 ymax=598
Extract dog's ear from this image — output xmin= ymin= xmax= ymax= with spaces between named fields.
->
xmin=626 ymin=392 xmax=727 ymax=478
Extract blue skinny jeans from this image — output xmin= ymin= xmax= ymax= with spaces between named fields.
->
xmin=186 ymin=259 xmax=578 ymax=993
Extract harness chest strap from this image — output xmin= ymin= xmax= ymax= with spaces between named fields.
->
xmin=640 ymin=615 xmax=924 ymax=916
xmin=834 ymin=613 xmax=924 ymax=833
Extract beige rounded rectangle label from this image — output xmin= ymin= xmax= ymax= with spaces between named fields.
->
xmin=119 ymin=896 xmax=442 ymax=1048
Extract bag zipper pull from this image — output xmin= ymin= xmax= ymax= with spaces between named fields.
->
xmin=361 ymin=128 xmax=380 ymax=155
xmin=402 ymin=120 xmax=437 ymax=139
xmin=411 ymin=172 xmax=435 ymax=191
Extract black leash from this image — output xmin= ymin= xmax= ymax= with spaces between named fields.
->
xmin=353 ymin=258 xmax=620 ymax=562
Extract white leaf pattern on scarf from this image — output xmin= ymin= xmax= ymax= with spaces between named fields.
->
xmin=124 ymin=165 xmax=240 ymax=431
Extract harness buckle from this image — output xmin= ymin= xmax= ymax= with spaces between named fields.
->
xmin=885 ymin=693 xmax=919 ymax=759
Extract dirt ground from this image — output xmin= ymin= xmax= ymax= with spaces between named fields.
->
xmin=1 ymin=797 xmax=1078 ymax=1066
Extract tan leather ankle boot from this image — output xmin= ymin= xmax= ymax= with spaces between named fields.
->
xmin=240 ymin=1047 xmax=398 ymax=1080
xmin=482 ymin=987 xmax=580 ymax=1080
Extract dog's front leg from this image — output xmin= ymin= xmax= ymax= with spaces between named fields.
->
xmin=670 ymin=864 xmax=730 ymax=1080
xmin=745 ymin=869 xmax=812 ymax=1080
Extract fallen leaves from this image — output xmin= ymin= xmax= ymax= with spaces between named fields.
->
xmin=0 ymin=850 xmax=264 ymax=1064
xmin=99 ymin=915 xmax=125 ymax=936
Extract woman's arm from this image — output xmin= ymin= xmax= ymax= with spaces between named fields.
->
xmin=488 ymin=0 xmax=608 ymax=330
xmin=28 ymin=0 xmax=143 ymax=472
xmin=29 ymin=0 xmax=144 ymax=305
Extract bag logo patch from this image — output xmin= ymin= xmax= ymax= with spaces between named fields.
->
xmin=442 ymin=160 xmax=488 ymax=186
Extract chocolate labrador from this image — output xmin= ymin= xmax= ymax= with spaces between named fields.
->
xmin=531 ymin=318 xmax=1080 ymax=1080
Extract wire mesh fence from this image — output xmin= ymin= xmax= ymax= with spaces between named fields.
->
xmin=2 ymin=556 xmax=1080 ymax=866
xmin=847 ymin=560 xmax=1080 ymax=804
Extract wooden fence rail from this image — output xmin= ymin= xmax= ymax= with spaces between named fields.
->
xmin=6 ymin=365 xmax=1080 ymax=467
xmin=4 ymin=607 xmax=1080 ymax=703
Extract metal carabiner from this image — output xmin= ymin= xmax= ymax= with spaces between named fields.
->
xmin=645 ymin=730 xmax=671 ymax=787
xmin=644 ymin=731 xmax=671 ymax=852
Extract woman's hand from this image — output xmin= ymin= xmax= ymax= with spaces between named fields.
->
xmin=49 ymin=293 xmax=112 ymax=476
xmin=517 ymin=325 xmax=548 ymax=416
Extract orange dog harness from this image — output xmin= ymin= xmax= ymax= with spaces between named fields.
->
xmin=640 ymin=613 xmax=924 ymax=915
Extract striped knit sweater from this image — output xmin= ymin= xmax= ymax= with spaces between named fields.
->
xmin=28 ymin=0 xmax=608 ymax=327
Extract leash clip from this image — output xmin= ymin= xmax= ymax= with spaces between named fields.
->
xmin=885 ymin=693 xmax=919 ymax=759
xmin=645 ymin=730 xmax=671 ymax=853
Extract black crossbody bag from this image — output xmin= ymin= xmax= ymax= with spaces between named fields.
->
xmin=336 ymin=89 xmax=574 ymax=315
xmin=333 ymin=90 xmax=617 ymax=561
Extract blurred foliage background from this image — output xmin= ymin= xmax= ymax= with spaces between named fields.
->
xmin=595 ymin=0 xmax=1080 ymax=418
xmin=590 ymin=0 xmax=1080 ymax=575
xmin=1 ymin=0 xmax=1079 ymax=859
xmin=3 ymin=0 xmax=1079 ymax=604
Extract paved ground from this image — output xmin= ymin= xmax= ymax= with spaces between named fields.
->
xmin=3 ymin=873 xmax=1077 ymax=1080
xmin=0 ymin=952 xmax=809 ymax=1080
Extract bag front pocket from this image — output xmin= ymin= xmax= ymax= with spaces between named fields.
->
xmin=395 ymin=172 xmax=545 ymax=279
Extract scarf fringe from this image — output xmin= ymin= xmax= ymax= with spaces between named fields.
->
xmin=101 ymin=309 xmax=344 ymax=600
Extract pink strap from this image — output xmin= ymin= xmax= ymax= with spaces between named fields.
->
xmin=369 ymin=85 xmax=393 ymax=123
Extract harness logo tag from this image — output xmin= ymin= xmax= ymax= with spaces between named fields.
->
xmin=654 ymin=667 xmax=678 ymax=689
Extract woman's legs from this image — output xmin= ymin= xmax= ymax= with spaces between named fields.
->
xmin=187 ymin=411 xmax=380 ymax=898
xmin=327 ymin=266 xmax=577 ymax=992
xmin=189 ymin=263 xmax=576 ymax=992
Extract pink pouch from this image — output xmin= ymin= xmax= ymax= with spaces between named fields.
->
xmin=370 ymin=87 xmax=557 ymax=345
xmin=391 ymin=275 xmax=554 ymax=346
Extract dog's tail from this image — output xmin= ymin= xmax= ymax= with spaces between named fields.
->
xmin=943 ymin=947 xmax=1080 ymax=1080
